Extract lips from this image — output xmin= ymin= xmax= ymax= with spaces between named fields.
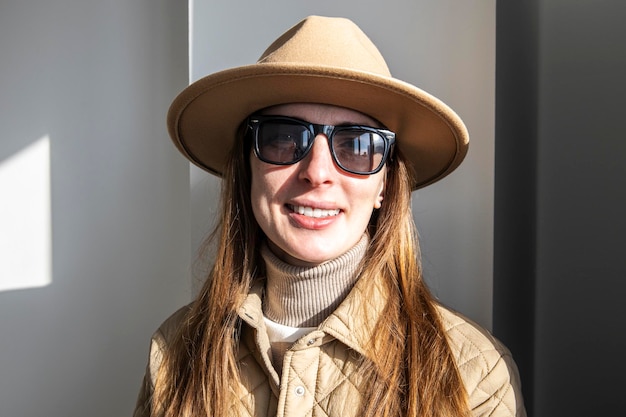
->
xmin=288 ymin=204 xmax=341 ymax=218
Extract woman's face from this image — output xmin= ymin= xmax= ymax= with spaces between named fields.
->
xmin=250 ymin=103 xmax=387 ymax=266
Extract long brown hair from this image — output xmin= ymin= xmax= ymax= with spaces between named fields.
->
xmin=151 ymin=126 xmax=471 ymax=417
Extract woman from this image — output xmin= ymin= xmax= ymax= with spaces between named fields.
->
xmin=134 ymin=16 xmax=525 ymax=417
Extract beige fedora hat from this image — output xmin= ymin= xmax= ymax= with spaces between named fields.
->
xmin=167 ymin=15 xmax=469 ymax=190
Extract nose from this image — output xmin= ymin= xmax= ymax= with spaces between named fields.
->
xmin=297 ymin=134 xmax=336 ymax=186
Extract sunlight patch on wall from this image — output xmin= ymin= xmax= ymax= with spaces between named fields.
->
xmin=0 ymin=136 xmax=52 ymax=292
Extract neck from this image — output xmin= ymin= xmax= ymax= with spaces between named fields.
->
xmin=261 ymin=235 xmax=369 ymax=327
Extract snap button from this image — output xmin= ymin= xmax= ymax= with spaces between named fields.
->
xmin=306 ymin=338 xmax=316 ymax=346
xmin=294 ymin=385 xmax=305 ymax=396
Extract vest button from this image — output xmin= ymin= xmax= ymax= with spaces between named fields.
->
xmin=294 ymin=385 xmax=305 ymax=396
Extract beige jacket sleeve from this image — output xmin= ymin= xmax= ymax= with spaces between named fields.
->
xmin=439 ymin=306 xmax=527 ymax=417
xmin=133 ymin=306 xmax=190 ymax=417
xmin=133 ymin=331 xmax=165 ymax=417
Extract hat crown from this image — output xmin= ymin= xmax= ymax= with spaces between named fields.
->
xmin=258 ymin=16 xmax=392 ymax=77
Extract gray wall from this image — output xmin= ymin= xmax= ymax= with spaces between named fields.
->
xmin=0 ymin=1 xmax=190 ymax=416
xmin=190 ymin=0 xmax=498 ymax=329
xmin=495 ymin=1 xmax=626 ymax=415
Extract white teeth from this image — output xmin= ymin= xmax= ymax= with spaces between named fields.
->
xmin=291 ymin=205 xmax=340 ymax=218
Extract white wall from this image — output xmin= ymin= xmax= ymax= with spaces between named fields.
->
xmin=0 ymin=1 xmax=190 ymax=416
xmin=190 ymin=0 xmax=496 ymax=327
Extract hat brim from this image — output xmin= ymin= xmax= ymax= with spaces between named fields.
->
xmin=167 ymin=63 xmax=469 ymax=190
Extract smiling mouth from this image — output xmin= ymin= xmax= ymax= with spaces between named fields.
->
xmin=288 ymin=204 xmax=341 ymax=218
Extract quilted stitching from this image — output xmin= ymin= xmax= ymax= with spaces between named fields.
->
xmin=138 ymin=280 xmax=525 ymax=417
xmin=235 ymin=332 xmax=364 ymax=417
xmin=286 ymin=343 xmax=362 ymax=416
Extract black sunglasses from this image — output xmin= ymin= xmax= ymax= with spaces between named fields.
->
xmin=247 ymin=115 xmax=395 ymax=175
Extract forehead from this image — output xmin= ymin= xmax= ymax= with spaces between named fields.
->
xmin=259 ymin=103 xmax=382 ymax=127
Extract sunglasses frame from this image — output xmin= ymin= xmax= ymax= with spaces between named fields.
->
xmin=247 ymin=115 xmax=396 ymax=175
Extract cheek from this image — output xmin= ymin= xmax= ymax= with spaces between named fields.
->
xmin=250 ymin=167 xmax=270 ymax=221
xmin=346 ymin=179 xmax=383 ymax=225
xmin=249 ymin=162 xmax=285 ymax=225
xmin=360 ymin=173 xmax=385 ymax=205
xmin=249 ymin=160 xmax=264 ymax=220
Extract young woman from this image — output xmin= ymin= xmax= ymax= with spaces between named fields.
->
xmin=134 ymin=16 xmax=526 ymax=417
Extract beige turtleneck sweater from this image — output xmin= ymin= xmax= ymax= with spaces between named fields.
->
xmin=260 ymin=234 xmax=368 ymax=372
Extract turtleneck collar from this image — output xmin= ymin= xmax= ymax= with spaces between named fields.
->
xmin=261 ymin=234 xmax=369 ymax=327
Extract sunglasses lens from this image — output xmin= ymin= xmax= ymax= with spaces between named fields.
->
xmin=256 ymin=121 xmax=311 ymax=163
xmin=332 ymin=129 xmax=386 ymax=174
